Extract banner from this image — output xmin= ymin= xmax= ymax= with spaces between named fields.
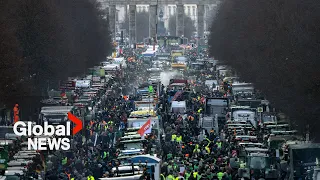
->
xmin=137 ymin=119 xmax=151 ymax=137
xmin=171 ymin=91 xmax=183 ymax=101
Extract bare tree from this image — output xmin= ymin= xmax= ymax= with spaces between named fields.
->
xmin=0 ymin=0 xmax=112 ymax=117
xmin=209 ymin=0 xmax=320 ymax=141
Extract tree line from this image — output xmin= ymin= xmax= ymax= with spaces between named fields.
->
xmin=208 ymin=0 xmax=320 ymax=141
xmin=0 ymin=0 xmax=112 ymax=108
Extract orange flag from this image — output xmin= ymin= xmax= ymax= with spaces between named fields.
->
xmin=137 ymin=119 xmax=151 ymax=137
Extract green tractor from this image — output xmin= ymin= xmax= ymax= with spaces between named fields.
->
xmin=0 ymin=145 xmax=9 ymax=174
xmin=238 ymin=152 xmax=278 ymax=180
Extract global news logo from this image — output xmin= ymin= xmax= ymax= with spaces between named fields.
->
xmin=13 ymin=113 xmax=82 ymax=151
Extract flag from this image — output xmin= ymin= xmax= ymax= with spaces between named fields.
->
xmin=148 ymin=85 xmax=154 ymax=93
xmin=171 ymin=91 xmax=183 ymax=101
xmin=200 ymin=96 xmax=206 ymax=104
xmin=137 ymin=119 xmax=151 ymax=137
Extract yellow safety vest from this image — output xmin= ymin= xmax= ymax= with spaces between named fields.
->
xmin=185 ymin=172 xmax=191 ymax=180
xmin=171 ymin=134 xmax=177 ymax=141
xmin=216 ymin=142 xmax=222 ymax=148
xmin=205 ymin=146 xmax=210 ymax=154
xmin=87 ymin=175 xmax=95 ymax=180
xmin=193 ymin=144 xmax=200 ymax=153
xmin=62 ymin=157 xmax=67 ymax=165
xmin=71 ymin=178 xmax=74 ymax=180
xmin=167 ymin=174 xmax=175 ymax=180
xmin=176 ymin=136 xmax=182 ymax=143
xmin=193 ymin=172 xmax=198 ymax=178
xmin=217 ymin=172 xmax=224 ymax=180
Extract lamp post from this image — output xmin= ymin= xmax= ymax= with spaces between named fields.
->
xmin=153 ymin=0 xmax=159 ymax=51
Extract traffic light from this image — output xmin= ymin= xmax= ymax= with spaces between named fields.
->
xmin=180 ymin=38 xmax=183 ymax=44
xmin=149 ymin=38 xmax=152 ymax=44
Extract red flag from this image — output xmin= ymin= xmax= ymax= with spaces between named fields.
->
xmin=171 ymin=91 xmax=183 ymax=101
xmin=137 ymin=119 xmax=151 ymax=137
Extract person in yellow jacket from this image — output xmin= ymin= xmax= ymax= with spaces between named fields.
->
xmin=205 ymin=138 xmax=211 ymax=154
xmin=192 ymin=171 xmax=201 ymax=180
xmin=171 ymin=134 xmax=177 ymax=142
xmin=166 ymin=174 xmax=175 ymax=180
xmin=160 ymin=174 xmax=166 ymax=180
xmin=185 ymin=171 xmax=191 ymax=180
xmin=193 ymin=144 xmax=200 ymax=153
xmin=62 ymin=157 xmax=67 ymax=165
xmin=216 ymin=139 xmax=222 ymax=149
xmin=176 ymin=134 xmax=182 ymax=143
xmin=87 ymin=175 xmax=95 ymax=180
xmin=217 ymin=171 xmax=224 ymax=180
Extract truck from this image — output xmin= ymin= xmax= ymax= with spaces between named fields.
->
xmin=171 ymin=50 xmax=183 ymax=61
xmin=170 ymin=101 xmax=186 ymax=114
xmin=38 ymin=106 xmax=75 ymax=125
xmin=205 ymin=98 xmax=228 ymax=121
xmin=230 ymin=106 xmax=257 ymax=128
xmin=238 ymin=152 xmax=278 ymax=180
xmin=288 ymin=143 xmax=320 ymax=179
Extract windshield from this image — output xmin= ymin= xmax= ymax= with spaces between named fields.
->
xmin=6 ymin=176 xmax=20 ymax=180
xmin=237 ymin=100 xmax=260 ymax=108
xmin=262 ymin=115 xmax=275 ymax=123
xmin=43 ymin=114 xmax=67 ymax=121
xmin=248 ymin=156 xmax=269 ymax=169
xmin=135 ymin=104 xmax=153 ymax=109
xmin=172 ymin=107 xmax=185 ymax=114
xmin=191 ymin=64 xmax=205 ymax=70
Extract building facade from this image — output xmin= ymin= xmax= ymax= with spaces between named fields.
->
xmin=106 ymin=3 xmax=218 ymax=34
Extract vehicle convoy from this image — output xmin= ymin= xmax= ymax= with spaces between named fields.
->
xmin=2 ymin=33 xmax=318 ymax=180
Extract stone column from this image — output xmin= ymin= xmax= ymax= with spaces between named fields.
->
xmin=197 ymin=4 xmax=205 ymax=42
xmin=109 ymin=4 xmax=116 ymax=40
xmin=129 ymin=5 xmax=136 ymax=44
xmin=124 ymin=5 xmax=128 ymax=18
xmin=149 ymin=4 xmax=157 ymax=40
xmin=176 ymin=4 xmax=184 ymax=37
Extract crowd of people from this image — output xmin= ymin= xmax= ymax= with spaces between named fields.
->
xmin=42 ymin=48 xmax=240 ymax=180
